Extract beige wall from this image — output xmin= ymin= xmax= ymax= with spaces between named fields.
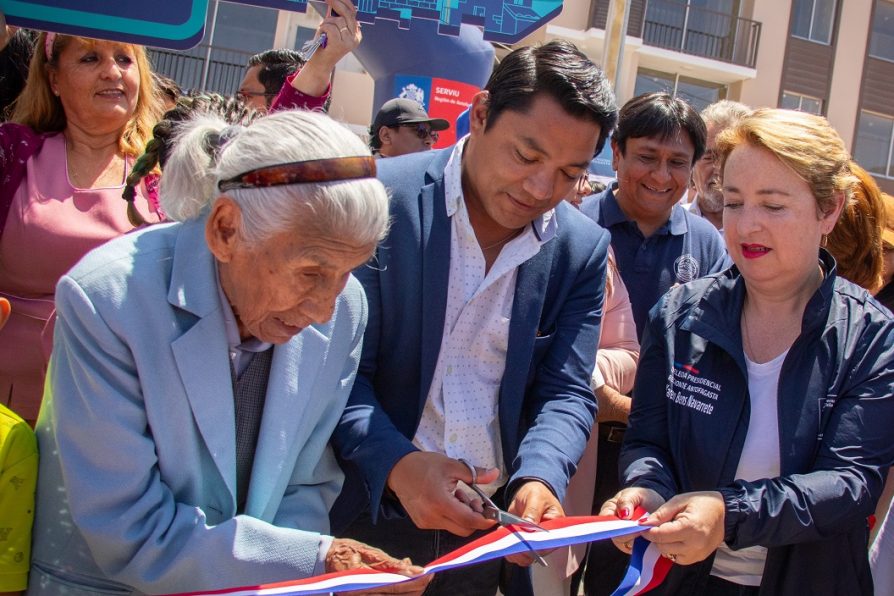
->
xmin=738 ymin=0 xmax=788 ymax=108
xmin=827 ymin=0 xmax=873 ymax=150
xmin=552 ymin=0 xmax=591 ymax=31
xmin=329 ymin=69 xmax=376 ymax=133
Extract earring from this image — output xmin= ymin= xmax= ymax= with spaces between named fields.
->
xmin=821 ymin=234 xmax=828 ymax=248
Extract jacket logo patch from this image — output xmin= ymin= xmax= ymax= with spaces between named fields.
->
xmin=674 ymin=254 xmax=700 ymax=284
xmin=667 ymin=362 xmax=720 ymax=415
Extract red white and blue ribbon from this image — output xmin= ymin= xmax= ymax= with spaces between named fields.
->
xmin=173 ymin=515 xmax=671 ymax=596
xmin=611 ymin=537 xmax=673 ymax=596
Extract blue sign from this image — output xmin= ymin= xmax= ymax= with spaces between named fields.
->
xmin=0 ymin=0 xmax=208 ymax=49
xmin=0 ymin=0 xmax=561 ymax=47
xmin=213 ymin=0 xmax=560 ymax=42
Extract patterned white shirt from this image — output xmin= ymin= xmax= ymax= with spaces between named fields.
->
xmin=412 ymin=137 xmax=557 ymax=496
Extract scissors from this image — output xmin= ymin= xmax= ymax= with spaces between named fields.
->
xmin=458 ymin=459 xmax=549 ymax=567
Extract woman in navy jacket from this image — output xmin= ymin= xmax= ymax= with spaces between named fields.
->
xmin=601 ymin=108 xmax=894 ymax=595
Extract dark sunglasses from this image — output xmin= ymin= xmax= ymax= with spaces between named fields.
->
xmin=401 ymin=123 xmax=438 ymax=142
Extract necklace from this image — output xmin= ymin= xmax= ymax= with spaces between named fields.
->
xmin=481 ymin=228 xmax=522 ymax=251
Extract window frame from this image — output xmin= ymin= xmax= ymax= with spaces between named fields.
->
xmin=633 ymin=68 xmax=727 ymax=113
xmin=868 ymin=0 xmax=894 ymax=62
xmin=854 ymin=109 xmax=894 ymax=180
xmin=791 ymin=0 xmax=837 ymax=45
xmin=780 ymin=90 xmax=824 ymax=115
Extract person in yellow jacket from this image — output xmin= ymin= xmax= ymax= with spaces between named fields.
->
xmin=0 ymin=297 xmax=37 ymax=596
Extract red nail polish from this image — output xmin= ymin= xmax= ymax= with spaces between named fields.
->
xmin=619 ymin=507 xmax=630 ymax=518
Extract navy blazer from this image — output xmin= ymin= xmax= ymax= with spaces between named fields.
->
xmin=332 ymin=147 xmax=611 ymax=528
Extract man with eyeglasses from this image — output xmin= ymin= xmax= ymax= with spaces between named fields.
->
xmin=369 ymin=98 xmax=449 ymax=158
xmin=236 ymin=0 xmax=358 ymax=113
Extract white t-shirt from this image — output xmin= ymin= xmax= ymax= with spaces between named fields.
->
xmin=710 ymin=349 xmax=787 ymax=586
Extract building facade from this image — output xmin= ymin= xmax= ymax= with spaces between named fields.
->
xmin=538 ymin=0 xmax=894 ymax=193
xmin=152 ymin=0 xmax=894 ymax=192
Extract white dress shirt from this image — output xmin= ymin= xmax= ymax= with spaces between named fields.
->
xmin=412 ymin=138 xmax=556 ymax=496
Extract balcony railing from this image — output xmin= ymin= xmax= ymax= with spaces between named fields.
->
xmin=148 ymin=44 xmax=255 ymax=95
xmin=640 ymin=0 xmax=761 ymax=68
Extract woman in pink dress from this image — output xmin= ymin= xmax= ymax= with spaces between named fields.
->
xmin=0 ymin=30 xmax=164 ymax=425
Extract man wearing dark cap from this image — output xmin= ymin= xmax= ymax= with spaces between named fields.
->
xmin=369 ymin=98 xmax=449 ymax=158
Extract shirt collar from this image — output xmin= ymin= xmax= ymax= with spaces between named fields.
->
xmin=444 ymin=136 xmax=557 ymax=243
xmin=603 ymin=184 xmax=689 ymax=236
xmin=215 ymin=264 xmax=272 ymax=354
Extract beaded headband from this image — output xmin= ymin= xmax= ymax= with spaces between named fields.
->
xmin=44 ymin=32 xmax=56 ymax=61
xmin=218 ymin=156 xmax=376 ymax=192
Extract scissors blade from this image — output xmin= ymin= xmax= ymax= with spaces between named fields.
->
xmin=493 ymin=509 xmax=547 ymax=532
xmin=508 ymin=528 xmax=550 ymax=567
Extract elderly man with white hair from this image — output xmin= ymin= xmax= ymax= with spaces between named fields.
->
xmin=28 ymin=109 xmax=429 ymax=595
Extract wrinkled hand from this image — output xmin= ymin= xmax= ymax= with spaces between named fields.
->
xmin=504 ymin=480 xmax=564 ymax=567
xmin=599 ymin=487 xmax=665 ymax=554
xmin=326 ymin=538 xmax=432 ymax=595
xmin=387 ymin=451 xmax=498 ymax=536
xmin=640 ymin=491 xmax=726 ymax=565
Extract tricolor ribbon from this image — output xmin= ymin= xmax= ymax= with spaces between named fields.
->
xmin=172 ymin=515 xmax=672 ymax=596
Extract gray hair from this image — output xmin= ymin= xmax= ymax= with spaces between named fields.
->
xmin=159 ymin=110 xmax=389 ymax=247
xmin=701 ymin=100 xmax=752 ymax=131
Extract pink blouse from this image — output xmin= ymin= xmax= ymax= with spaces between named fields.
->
xmin=0 ymin=133 xmax=158 ymax=421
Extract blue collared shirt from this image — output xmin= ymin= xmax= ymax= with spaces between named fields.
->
xmin=581 ymin=185 xmax=730 ymax=336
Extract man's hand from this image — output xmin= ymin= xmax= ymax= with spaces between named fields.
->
xmin=599 ymin=487 xmax=665 ymax=554
xmin=595 ymin=384 xmax=631 ymax=424
xmin=504 ymin=480 xmax=564 ymax=567
xmin=386 ymin=451 xmax=498 ymax=536
xmin=290 ymin=0 xmax=361 ymax=97
xmin=326 ymin=538 xmax=432 ymax=595
xmin=640 ymin=491 xmax=726 ymax=566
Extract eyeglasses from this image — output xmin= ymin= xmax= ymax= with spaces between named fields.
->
xmin=401 ymin=123 xmax=439 ymax=142
xmin=235 ymin=90 xmax=278 ymax=102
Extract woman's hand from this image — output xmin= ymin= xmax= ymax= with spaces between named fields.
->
xmin=599 ymin=487 xmax=665 ymax=554
xmin=290 ymin=0 xmax=361 ymax=97
xmin=327 ymin=538 xmax=432 ymax=595
xmin=640 ymin=491 xmax=726 ymax=565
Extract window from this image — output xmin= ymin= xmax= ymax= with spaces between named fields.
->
xmin=854 ymin=110 xmax=894 ymax=179
xmin=791 ymin=0 xmax=836 ymax=44
xmin=634 ymin=69 xmax=726 ymax=112
xmin=780 ymin=91 xmax=823 ymax=114
xmin=869 ymin=0 xmax=894 ymax=62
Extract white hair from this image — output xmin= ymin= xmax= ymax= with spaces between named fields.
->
xmin=701 ymin=100 xmax=752 ymax=131
xmin=160 ymin=110 xmax=389 ymax=247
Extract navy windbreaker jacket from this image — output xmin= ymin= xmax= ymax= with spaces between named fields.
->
xmin=621 ymin=251 xmax=894 ymax=595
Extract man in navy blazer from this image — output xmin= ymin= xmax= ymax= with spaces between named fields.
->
xmin=332 ymin=41 xmax=618 ymax=594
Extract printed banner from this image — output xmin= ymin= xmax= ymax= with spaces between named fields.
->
xmin=393 ymin=75 xmax=479 ymax=148
xmin=0 ymin=0 xmax=208 ymax=49
xmin=1 ymin=0 xmax=561 ymax=49
xmin=172 ymin=515 xmax=672 ymax=596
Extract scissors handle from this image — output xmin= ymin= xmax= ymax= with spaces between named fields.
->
xmin=456 ymin=459 xmax=549 ymax=567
